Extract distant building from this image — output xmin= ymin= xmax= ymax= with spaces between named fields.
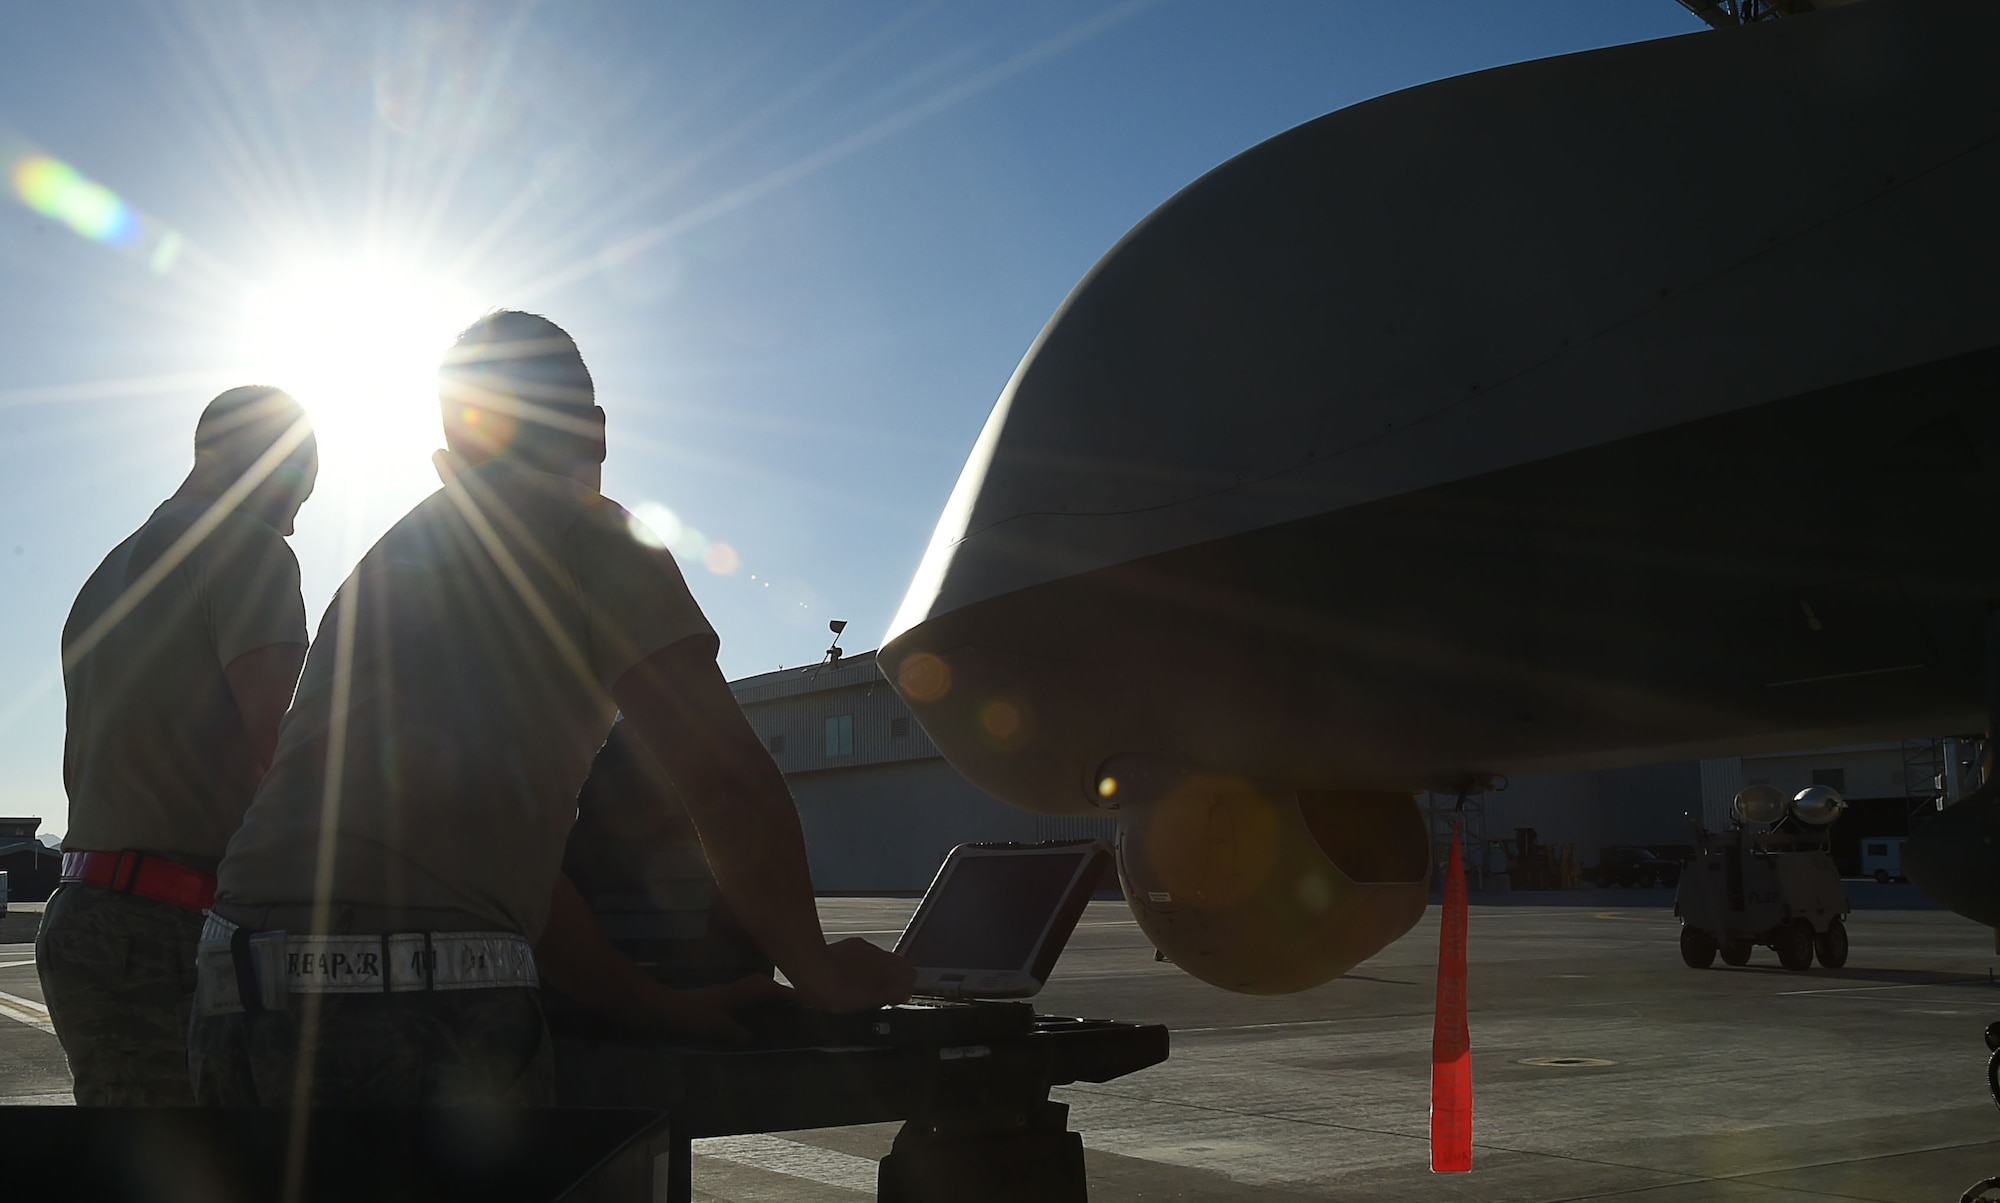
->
xmin=730 ymin=651 xmax=1115 ymax=894
xmin=730 ymin=656 xmax=1950 ymax=891
xmin=732 ymin=652 xmax=1706 ymax=893
xmin=729 ymin=652 xmax=1721 ymax=892
xmin=0 ymin=817 xmax=61 ymax=903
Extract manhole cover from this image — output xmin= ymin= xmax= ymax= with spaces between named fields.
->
xmin=1517 ymin=1056 xmax=1617 ymax=1068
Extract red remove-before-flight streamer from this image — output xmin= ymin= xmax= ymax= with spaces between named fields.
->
xmin=1431 ymin=823 xmax=1472 ymax=1172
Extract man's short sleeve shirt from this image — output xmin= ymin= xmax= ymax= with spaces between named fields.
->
xmin=216 ymin=459 xmax=714 ymax=940
xmin=62 ymin=499 xmax=307 ymax=868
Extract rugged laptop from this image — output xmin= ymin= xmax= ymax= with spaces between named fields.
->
xmin=896 ymin=838 xmax=1109 ymax=1000
xmin=740 ymin=838 xmax=1112 ymax=1047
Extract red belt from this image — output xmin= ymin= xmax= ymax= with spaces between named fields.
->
xmin=60 ymin=850 xmax=216 ymax=913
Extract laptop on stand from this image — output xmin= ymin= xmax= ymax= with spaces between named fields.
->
xmin=741 ymin=839 xmax=1113 ymax=1048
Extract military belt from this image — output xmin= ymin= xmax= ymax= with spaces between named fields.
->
xmin=62 ymin=849 xmax=216 ymax=912
xmin=195 ymin=914 xmax=538 ymax=1016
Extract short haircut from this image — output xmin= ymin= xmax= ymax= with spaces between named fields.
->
xmin=194 ymin=385 xmax=313 ymax=475
xmin=439 ymin=310 xmax=598 ymax=463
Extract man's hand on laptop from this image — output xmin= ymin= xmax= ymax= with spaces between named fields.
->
xmin=794 ymin=937 xmax=917 ymax=1012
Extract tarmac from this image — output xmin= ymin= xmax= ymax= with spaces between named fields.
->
xmin=4 ymin=888 xmax=1999 ymax=1201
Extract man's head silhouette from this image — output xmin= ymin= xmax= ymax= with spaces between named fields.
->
xmin=438 ymin=310 xmax=606 ymax=486
xmin=188 ymin=385 xmax=317 ymax=535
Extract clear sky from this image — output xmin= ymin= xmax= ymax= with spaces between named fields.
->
xmin=0 ymin=1 xmax=1698 ymax=833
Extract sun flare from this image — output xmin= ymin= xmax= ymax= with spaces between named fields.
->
xmin=235 ymin=257 xmax=485 ymax=491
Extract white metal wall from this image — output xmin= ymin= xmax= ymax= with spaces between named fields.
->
xmin=788 ymin=759 xmax=1117 ymax=893
xmin=735 ymin=656 xmax=939 ymax=776
xmin=732 ymin=653 xmax=1116 ymax=892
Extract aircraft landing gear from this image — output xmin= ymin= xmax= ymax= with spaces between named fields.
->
xmin=1957 ymin=1023 xmax=2000 ymax=1201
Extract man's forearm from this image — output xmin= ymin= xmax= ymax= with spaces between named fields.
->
xmin=614 ymin=638 xmax=836 ymax=989
xmin=537 ymin=872 xmax=675 ymax=1026
xmin=676 ymin=757 xmax=828 ymax=978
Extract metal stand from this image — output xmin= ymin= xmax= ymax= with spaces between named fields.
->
xmin=655 ymin=1129 xmax=692 ymax=1203
xmin=555 ymin=1014 xmax=1167 ymax=1203
xmin=877 ymin=1101 xmax=1087 ymax=1203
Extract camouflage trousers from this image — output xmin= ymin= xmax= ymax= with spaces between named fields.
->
xmin=188 ymin=986 xmax=554 ymax=1106
xmin=36 ymin=883 xmax=205 ymax=1105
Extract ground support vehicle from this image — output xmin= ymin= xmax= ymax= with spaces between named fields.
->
xmin=1675 ymin=827 xmax=1851 ymax=971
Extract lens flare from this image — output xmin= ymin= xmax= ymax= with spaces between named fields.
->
xmin=1295 ymin=872 xmax=1334 ymax=913
xmin=3 ymin=133 xmax=184 ymax=273
xmin=13 ymin=155 xmax=138 ymax=245
xmin=668 ymin=523 xmax=708 ymax=561
xmin=896 ymin=652 xmax=951 ymax=703
xmin=1142 ymin=782 xmax=1282 ymax=908
xmin=148 ymin=229 xmax=184 ymax=274
xmin=628 ymin=502 xmax=743 ymax=576
xmin=703 ymin=541 xmax=740 ymax=575
xmin=628 ymin=502 xmax=681 ymax=549
xmin=980 ymin=699 xmax=1023 ymax=740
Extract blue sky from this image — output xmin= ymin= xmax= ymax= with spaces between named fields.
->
xmin=0 ymin=1 xmax=1697 ymax=832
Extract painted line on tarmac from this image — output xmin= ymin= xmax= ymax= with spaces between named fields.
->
xmin=693 ymin=1133 xmax=877 ymax=1194
xmin=0 ymin=959 xmax=36 ymax=970
xmin=823 ymin=921 xmax=1134 ymax=936
xmin=0 ymin=989 xmax=53 ymax=1034
xmin=1177 ymin=1019 xmax=1343 ymax=1035
xmin=1776 ymin=982 xmax=1942 ymax=996
xmin=1174 ymin=1014 xmax=1429 ymax=1035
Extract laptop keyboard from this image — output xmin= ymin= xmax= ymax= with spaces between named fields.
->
xmin=736 ymin=999 xmax=1034 ymax=1049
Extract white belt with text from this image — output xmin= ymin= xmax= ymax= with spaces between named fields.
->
xmin=196 ymin=914 xmax=538 ymax=1015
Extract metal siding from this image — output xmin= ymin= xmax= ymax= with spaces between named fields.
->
xmin=788 ymin=760 xmax=1100 ymax=892
xmin=1698 ymin=757 xmax=1743 ymax=832
xmin=737 ymin=670 xmax=939 ymax=778
xmin=729 ymin=654 xmax=1120 ymax=891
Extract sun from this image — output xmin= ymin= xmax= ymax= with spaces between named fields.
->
xmin=234 ymin=256 xmax=485 ymax=492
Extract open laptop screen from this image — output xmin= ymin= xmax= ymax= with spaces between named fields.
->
xmin=895 ymin=841 xmax=1108 ymax=997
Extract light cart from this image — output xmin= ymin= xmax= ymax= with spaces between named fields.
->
xmin=1675 ymin=784 xmax=1851 ymax=971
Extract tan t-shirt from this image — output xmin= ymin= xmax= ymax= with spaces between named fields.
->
xmin=62 ymin=498 xmax=308 ymax=871
xmin=216 ymin=458 xmax=715 ymax=941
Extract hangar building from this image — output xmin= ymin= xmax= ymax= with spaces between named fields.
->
xmin=730 ymin=655 xmax=1960 ymax=893
xmin=729 ymin=651 xmax=1115 ymax=894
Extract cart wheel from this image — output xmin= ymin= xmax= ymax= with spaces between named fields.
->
xmin=1774 ymin=921 xmax=1815 ymax=971
xmin=1874 ymin=869 xmax=1890 ymax=884
xmin=1679 ymin=926 xmax=1717 ymax=969
xmin=1720 ymin=940 xmax=1752 ymax=966
xmin=1813 ymin=918 xmax=1849 ymax=969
